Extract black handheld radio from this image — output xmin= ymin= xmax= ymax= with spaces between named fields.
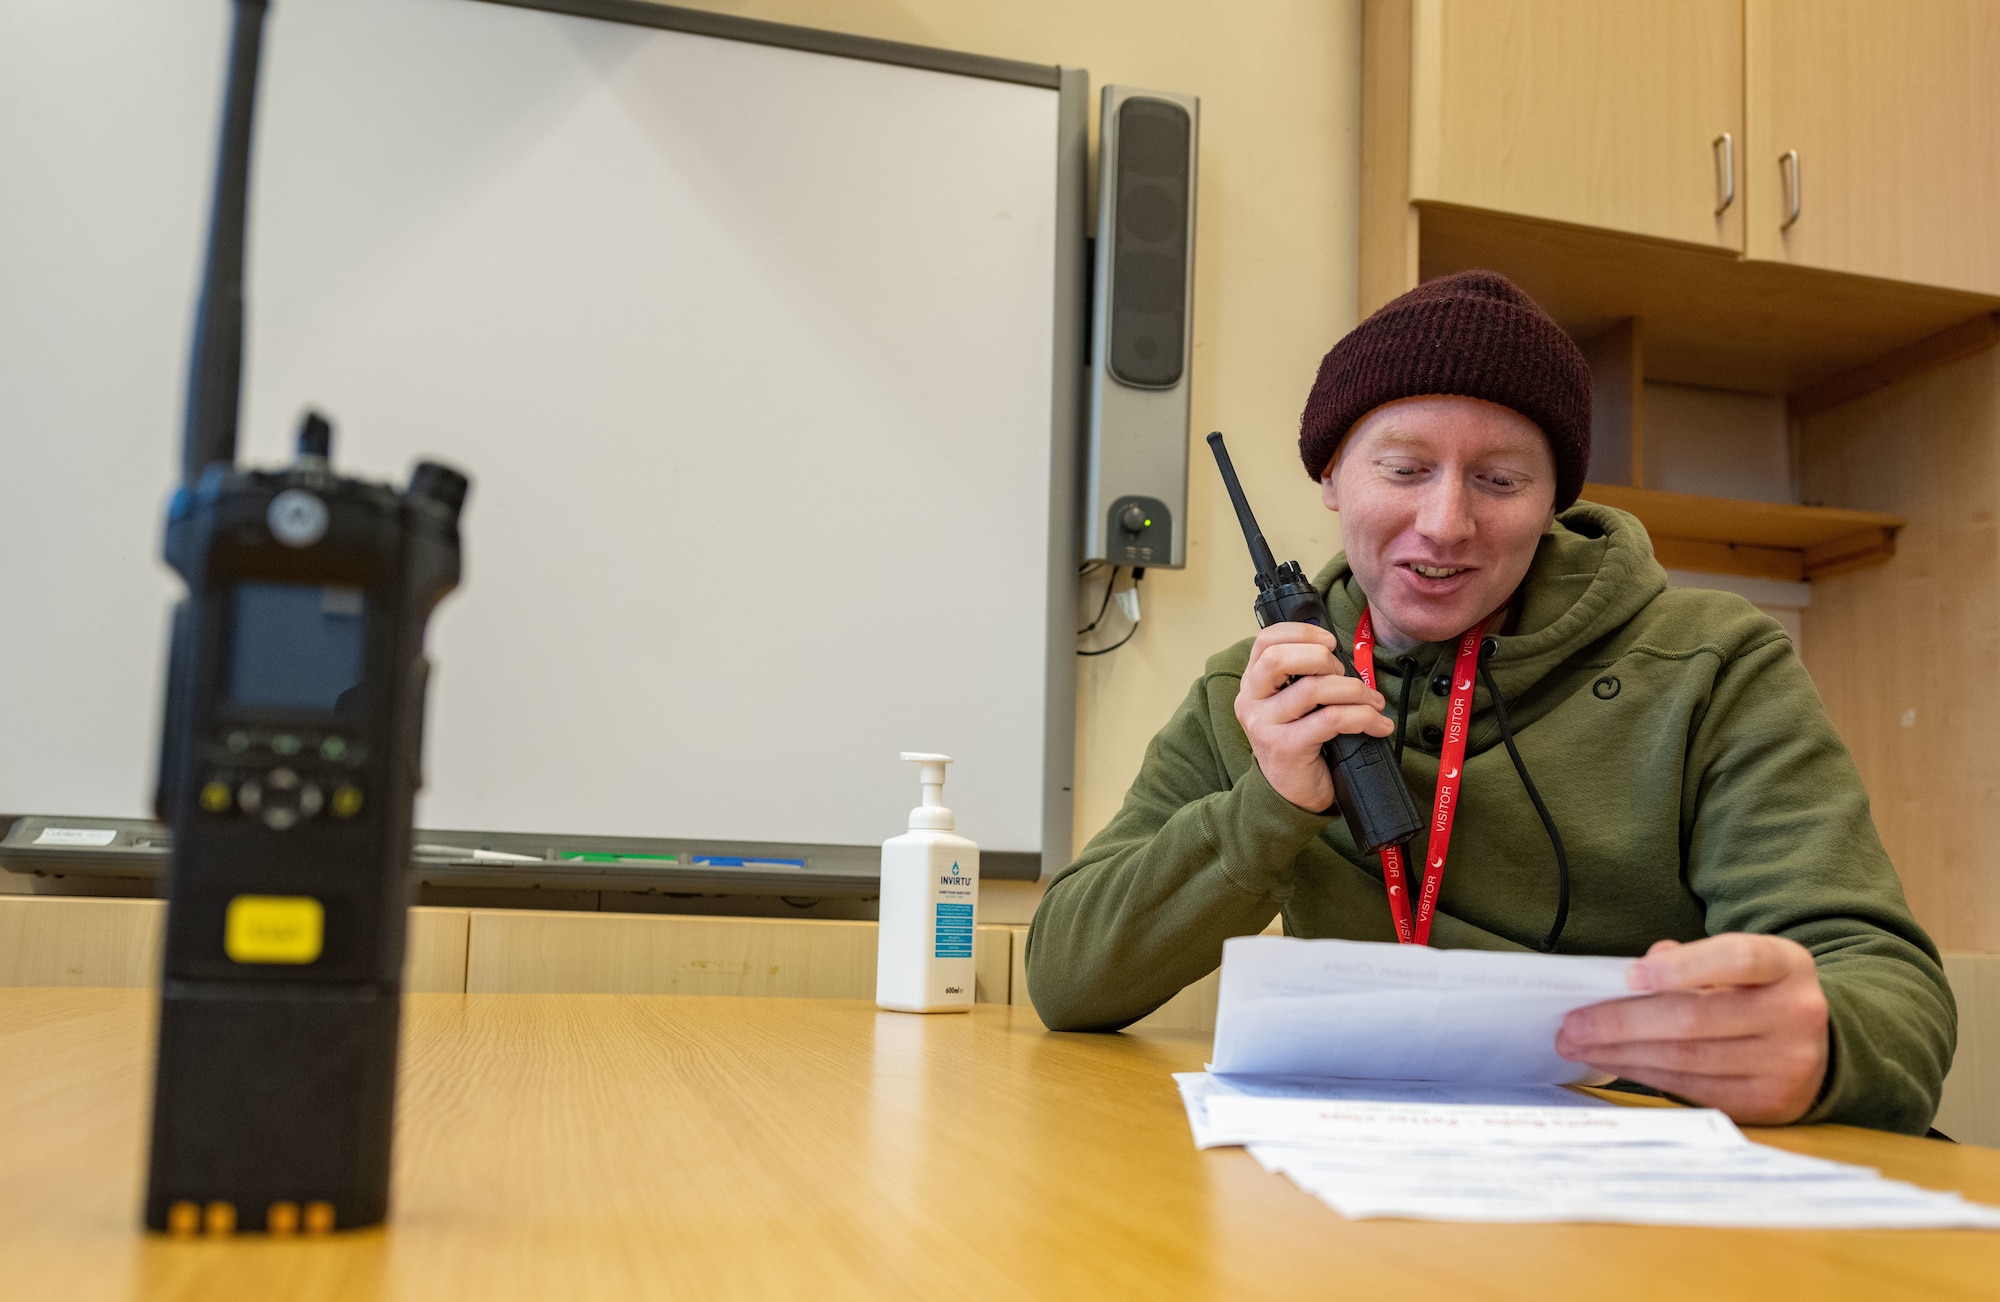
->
xmin=1205 ymin=432 xmax=1421 ymax=855
xmin=146 ymin=0 xmax=469 ymax=1235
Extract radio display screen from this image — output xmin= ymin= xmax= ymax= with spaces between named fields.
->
xmin=226 ymin=581 xmax=366 ymax=714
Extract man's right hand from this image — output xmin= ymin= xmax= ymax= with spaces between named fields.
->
xmin=1233 ymin=622 xmax=1396 ymax=813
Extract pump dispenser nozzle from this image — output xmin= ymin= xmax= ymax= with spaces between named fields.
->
xmin=900 ymin=752 xmax=955 ymax=831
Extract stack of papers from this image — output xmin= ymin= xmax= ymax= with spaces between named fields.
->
xmin=1177 ymin=1072 xmax=2000 ymax=1227
xmin=1177 ymin=938 xmax=2000 ymax=1229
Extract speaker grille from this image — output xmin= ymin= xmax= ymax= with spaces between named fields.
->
xmin=1108 ymin=98 xmax=1191 ymax=389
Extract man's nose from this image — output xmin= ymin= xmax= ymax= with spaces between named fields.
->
xmin=1413 ymin=477 xmax=1476 ymax=546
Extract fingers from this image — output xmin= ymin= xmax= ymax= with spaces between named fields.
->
xmin=1564 ymin=1028 xmax=1825 ymax=1094
xmin=1557 ymin=956 xmax=1832 ymax=1127
xmin=1263 ymin=672 xmax=1386 ymax=727
xmin=1565 ymin=1063 xmax=1823 ymax=1128
xmin=1561 ymin=988 xmax=1790 ymax=1048
xmin=1247 ymin=673 xmax=1392 ymax=741
xmin=1565 ymin=963 xmax=1828 ymax=1053
xmin=1281 ymin=699 xmax=1399 ymax=743
xmin=1242 ymin=629 xmax=1347 ymax=700
xmin=1561 ymin=1032 xmax=1765 ymax=1078
xmin=1244 ymin=688 xmax=1394 ymax=749
xmin=1233 ymin=623 xmax=1396 ymax=812
xmin=1238 ymin=625 xmax=1386 ymax=733
xmin=1628 ymin=932 xmax=1812 ymax=993
xmin=1249 ymin=620 xmax=1342 ymax=660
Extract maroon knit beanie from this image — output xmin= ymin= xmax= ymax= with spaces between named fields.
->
xmin=1298 ymin=270 xmax=1592 ymax=510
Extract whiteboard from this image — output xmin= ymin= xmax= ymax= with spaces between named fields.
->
xmin=0 ymin=0 xmax=1083 ymax=864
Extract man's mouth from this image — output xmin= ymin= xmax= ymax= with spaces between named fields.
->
xmin=1407 ymin=563 xmax=1465 ymax=579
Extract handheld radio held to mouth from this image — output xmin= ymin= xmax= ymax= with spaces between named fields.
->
xmin=1205 ymin=432 xmax=1421 ymax=854
xmin=145 ymin=0 xmax=469 ymax=1234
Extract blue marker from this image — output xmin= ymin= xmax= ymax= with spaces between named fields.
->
xmin=692 ymin=855 xmax=807 ymax=870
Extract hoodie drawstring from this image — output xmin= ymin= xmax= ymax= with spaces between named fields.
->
xmin=1477 ymin=639 xmax=1571 ymax=954
xmin=1392 ymin=655 xmax=1419 ymax=768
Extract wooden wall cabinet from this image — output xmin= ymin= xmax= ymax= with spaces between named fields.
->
xmin=1365 ymin=0 xmax=2000 ymax=583
xmin=1408 ymin=0 xmax=1744 ymax=251
xmin=1746 ymin=0 xmax=2000 ymax=295
xmin=1402 ymin=0 xmax=2000 ymax=296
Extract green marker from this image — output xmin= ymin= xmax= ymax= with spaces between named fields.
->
xmin=558 ymin=851 xmax=678 ymax=864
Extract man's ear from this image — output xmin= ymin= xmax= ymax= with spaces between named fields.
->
xmin=1320 ymin=468 xmax=1340 ymax=513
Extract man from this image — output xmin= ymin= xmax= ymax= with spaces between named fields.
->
xmin=1026 ymin=271 xmax=1954 ymax=1134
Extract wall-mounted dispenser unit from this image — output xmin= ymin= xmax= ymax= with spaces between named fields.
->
xmin=1083 ymin=85 xmax=1199 ymax=570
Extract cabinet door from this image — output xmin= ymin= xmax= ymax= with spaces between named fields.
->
xmin=1410 ymin=0 xmax=1743 ymax=249
xmin=1747 ymin=0 xmax=2000 ymax=294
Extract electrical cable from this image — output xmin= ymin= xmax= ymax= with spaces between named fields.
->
xmin=1078 ymin=621 xmax=1140 ymax=656
xmin=1078 ymin=570 xmax=1143 ymax=656
xmin=1077 ymin=564 xmax=1120 ymax=636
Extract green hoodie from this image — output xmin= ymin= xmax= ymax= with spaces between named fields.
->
xmin=1027 ymin=502 xmax=1954 ymax=1134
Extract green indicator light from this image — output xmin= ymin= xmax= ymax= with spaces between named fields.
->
xmin=1143 ymin=518 xmax=1152 ymax=527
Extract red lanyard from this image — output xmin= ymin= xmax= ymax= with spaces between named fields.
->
xmin=1350 ymin=610 xmax=1488 ymax=946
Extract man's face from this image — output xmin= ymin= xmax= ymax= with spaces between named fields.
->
xmin=1321 ymin=394 xmax=1558 ymax=650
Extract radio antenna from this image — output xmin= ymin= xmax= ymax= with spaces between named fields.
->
xmin=1205 ymin=432 xmax=1279 ymax=578
xmin=181 ymin=0 xmax=271 ymax=484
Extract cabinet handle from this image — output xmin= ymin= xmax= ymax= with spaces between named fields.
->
xmin=1779 ymin=149 xmax=1801 ymax=231
xmin=1712 ymin=133 xmax=1734 ymax=214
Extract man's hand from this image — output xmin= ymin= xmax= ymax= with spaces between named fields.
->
xmin=1233 ymin=622 xmax=1396 ymax=813
xmin=1556 ymin=934 xmax=1830 ymax=1126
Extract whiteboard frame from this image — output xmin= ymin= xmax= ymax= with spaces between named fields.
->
xmin=459 ymin=0 xmax=1088 ymax=879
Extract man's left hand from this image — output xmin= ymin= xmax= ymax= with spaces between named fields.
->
xmin=1555 ymin=933 xmax=1830 ymax=1126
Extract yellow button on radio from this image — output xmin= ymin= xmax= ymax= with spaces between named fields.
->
xmin=331 ymin=785 xmax=364 ymax=818
xmin=199 ymin=781 xmax=232 ymax=814
xmin=223 ymin=895 xmax=324 ymax=965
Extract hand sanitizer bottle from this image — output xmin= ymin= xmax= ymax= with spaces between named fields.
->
xmin=876 ymin=753 xmax=978 ymax=1013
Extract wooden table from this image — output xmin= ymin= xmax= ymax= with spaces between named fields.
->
xmin=3 ymin=990 xmax=1999 ymax=1300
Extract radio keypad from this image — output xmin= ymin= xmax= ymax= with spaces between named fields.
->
xmin=203 ymin=727 xmax=366 ymax=829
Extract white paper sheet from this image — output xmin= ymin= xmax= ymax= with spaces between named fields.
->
xmin=1250 ymin=1140 xmax=2000 ymax=1229
xmin=1202 ymin=1093 xmax=1745 ymax=1148
xmin=1171 ymin=1070 xmax=1608 ymax=1149
xmin=1210 ymin=935 xmax=1645 ymax=1083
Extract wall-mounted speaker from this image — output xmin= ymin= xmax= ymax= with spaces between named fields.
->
xmin=1083 ymin=85 xmax=1199 ymax=570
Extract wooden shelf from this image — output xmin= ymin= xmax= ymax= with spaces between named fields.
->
xmin=1417 ymin=203 xmax=2000 ymax=398
xmin=1582 ymin=483 xmax=1905 ymax=583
